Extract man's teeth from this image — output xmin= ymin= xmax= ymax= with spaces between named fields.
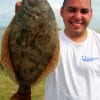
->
xmin=72 ymin=22 xmax=82 ymax=24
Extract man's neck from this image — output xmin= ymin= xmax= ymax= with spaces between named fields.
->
xmin=64 ymin=29 xmax=88 ymax=43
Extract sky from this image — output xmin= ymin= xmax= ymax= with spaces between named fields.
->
xmin=0 ymin=0 xmax=63 ymax=27
xmin=0 ymin=0 xmax=21 ymax=27
xmin=0 ymin=0 xmax=100 ymax=30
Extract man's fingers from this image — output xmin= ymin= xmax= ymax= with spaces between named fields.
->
xmin=15 ymin=1 xmax=22 ymax=13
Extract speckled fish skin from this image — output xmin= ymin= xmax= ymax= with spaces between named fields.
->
xmin=1 ymin=0 xmax=59 ymax=99
xmin=9 ymin=0 xmax=59 ymax=85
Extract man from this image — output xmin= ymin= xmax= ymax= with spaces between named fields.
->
xmin=16 ymin=0 xmax=100 ymax=100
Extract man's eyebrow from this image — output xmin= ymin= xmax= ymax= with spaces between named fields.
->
xmin=64 ymin=7 xmax=77 ymax=11
xmin=67 ymin=6 xmax=90 ymax=10
xmin=81 ymin=8 xmax=90 ymax=10
xmin=67 ymin=7 xmax=76 ymax=9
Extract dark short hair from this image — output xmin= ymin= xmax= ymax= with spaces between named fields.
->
xmin=62 ymin=0 xmax=91 ymax=8
xmin=62 ymin=0 xmax=67 ymax=7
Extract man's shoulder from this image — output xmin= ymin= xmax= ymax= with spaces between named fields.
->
xmin=88 ymin=28 xmax=100 ymax=38
xmin=88 ymin=28 xmax=100 ymax=35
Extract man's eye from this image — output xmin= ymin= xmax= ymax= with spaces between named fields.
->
xmin=67 ymin=9 xmax=76 ymax=13
xmin=81 ymin=9 xmax=89 ymax=14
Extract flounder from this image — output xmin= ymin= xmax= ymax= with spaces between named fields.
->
xmin=1 ymin=0 xmax=59 ymax=100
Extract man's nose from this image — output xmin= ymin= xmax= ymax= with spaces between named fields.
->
xmin=74 ymin=11 xmax=82 ymax=20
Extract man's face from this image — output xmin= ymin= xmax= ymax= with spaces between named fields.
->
xmin=60 ymin=0 xmax=92 ymax=37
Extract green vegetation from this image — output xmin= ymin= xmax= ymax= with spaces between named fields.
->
xmin=0 ymin=64 xmax=45 ymax=100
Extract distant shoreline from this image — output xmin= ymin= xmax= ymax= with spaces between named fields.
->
xmin=1 ymin=27 xmax=100 ymax=33
xmin=0 ymin=27 xmax=7 ymax=29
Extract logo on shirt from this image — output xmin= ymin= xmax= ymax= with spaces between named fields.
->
xmin=82 ymin=56 xmax=100 ymax=62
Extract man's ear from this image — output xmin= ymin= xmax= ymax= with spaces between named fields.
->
xmin=60 ymin=7 xmax=64 ymax=17
xmin=90 ymin=9 xmax=93 ymax=19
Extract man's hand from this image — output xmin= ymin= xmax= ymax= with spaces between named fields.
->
xmin=15 ymin=1 xmax=22 ymax=13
